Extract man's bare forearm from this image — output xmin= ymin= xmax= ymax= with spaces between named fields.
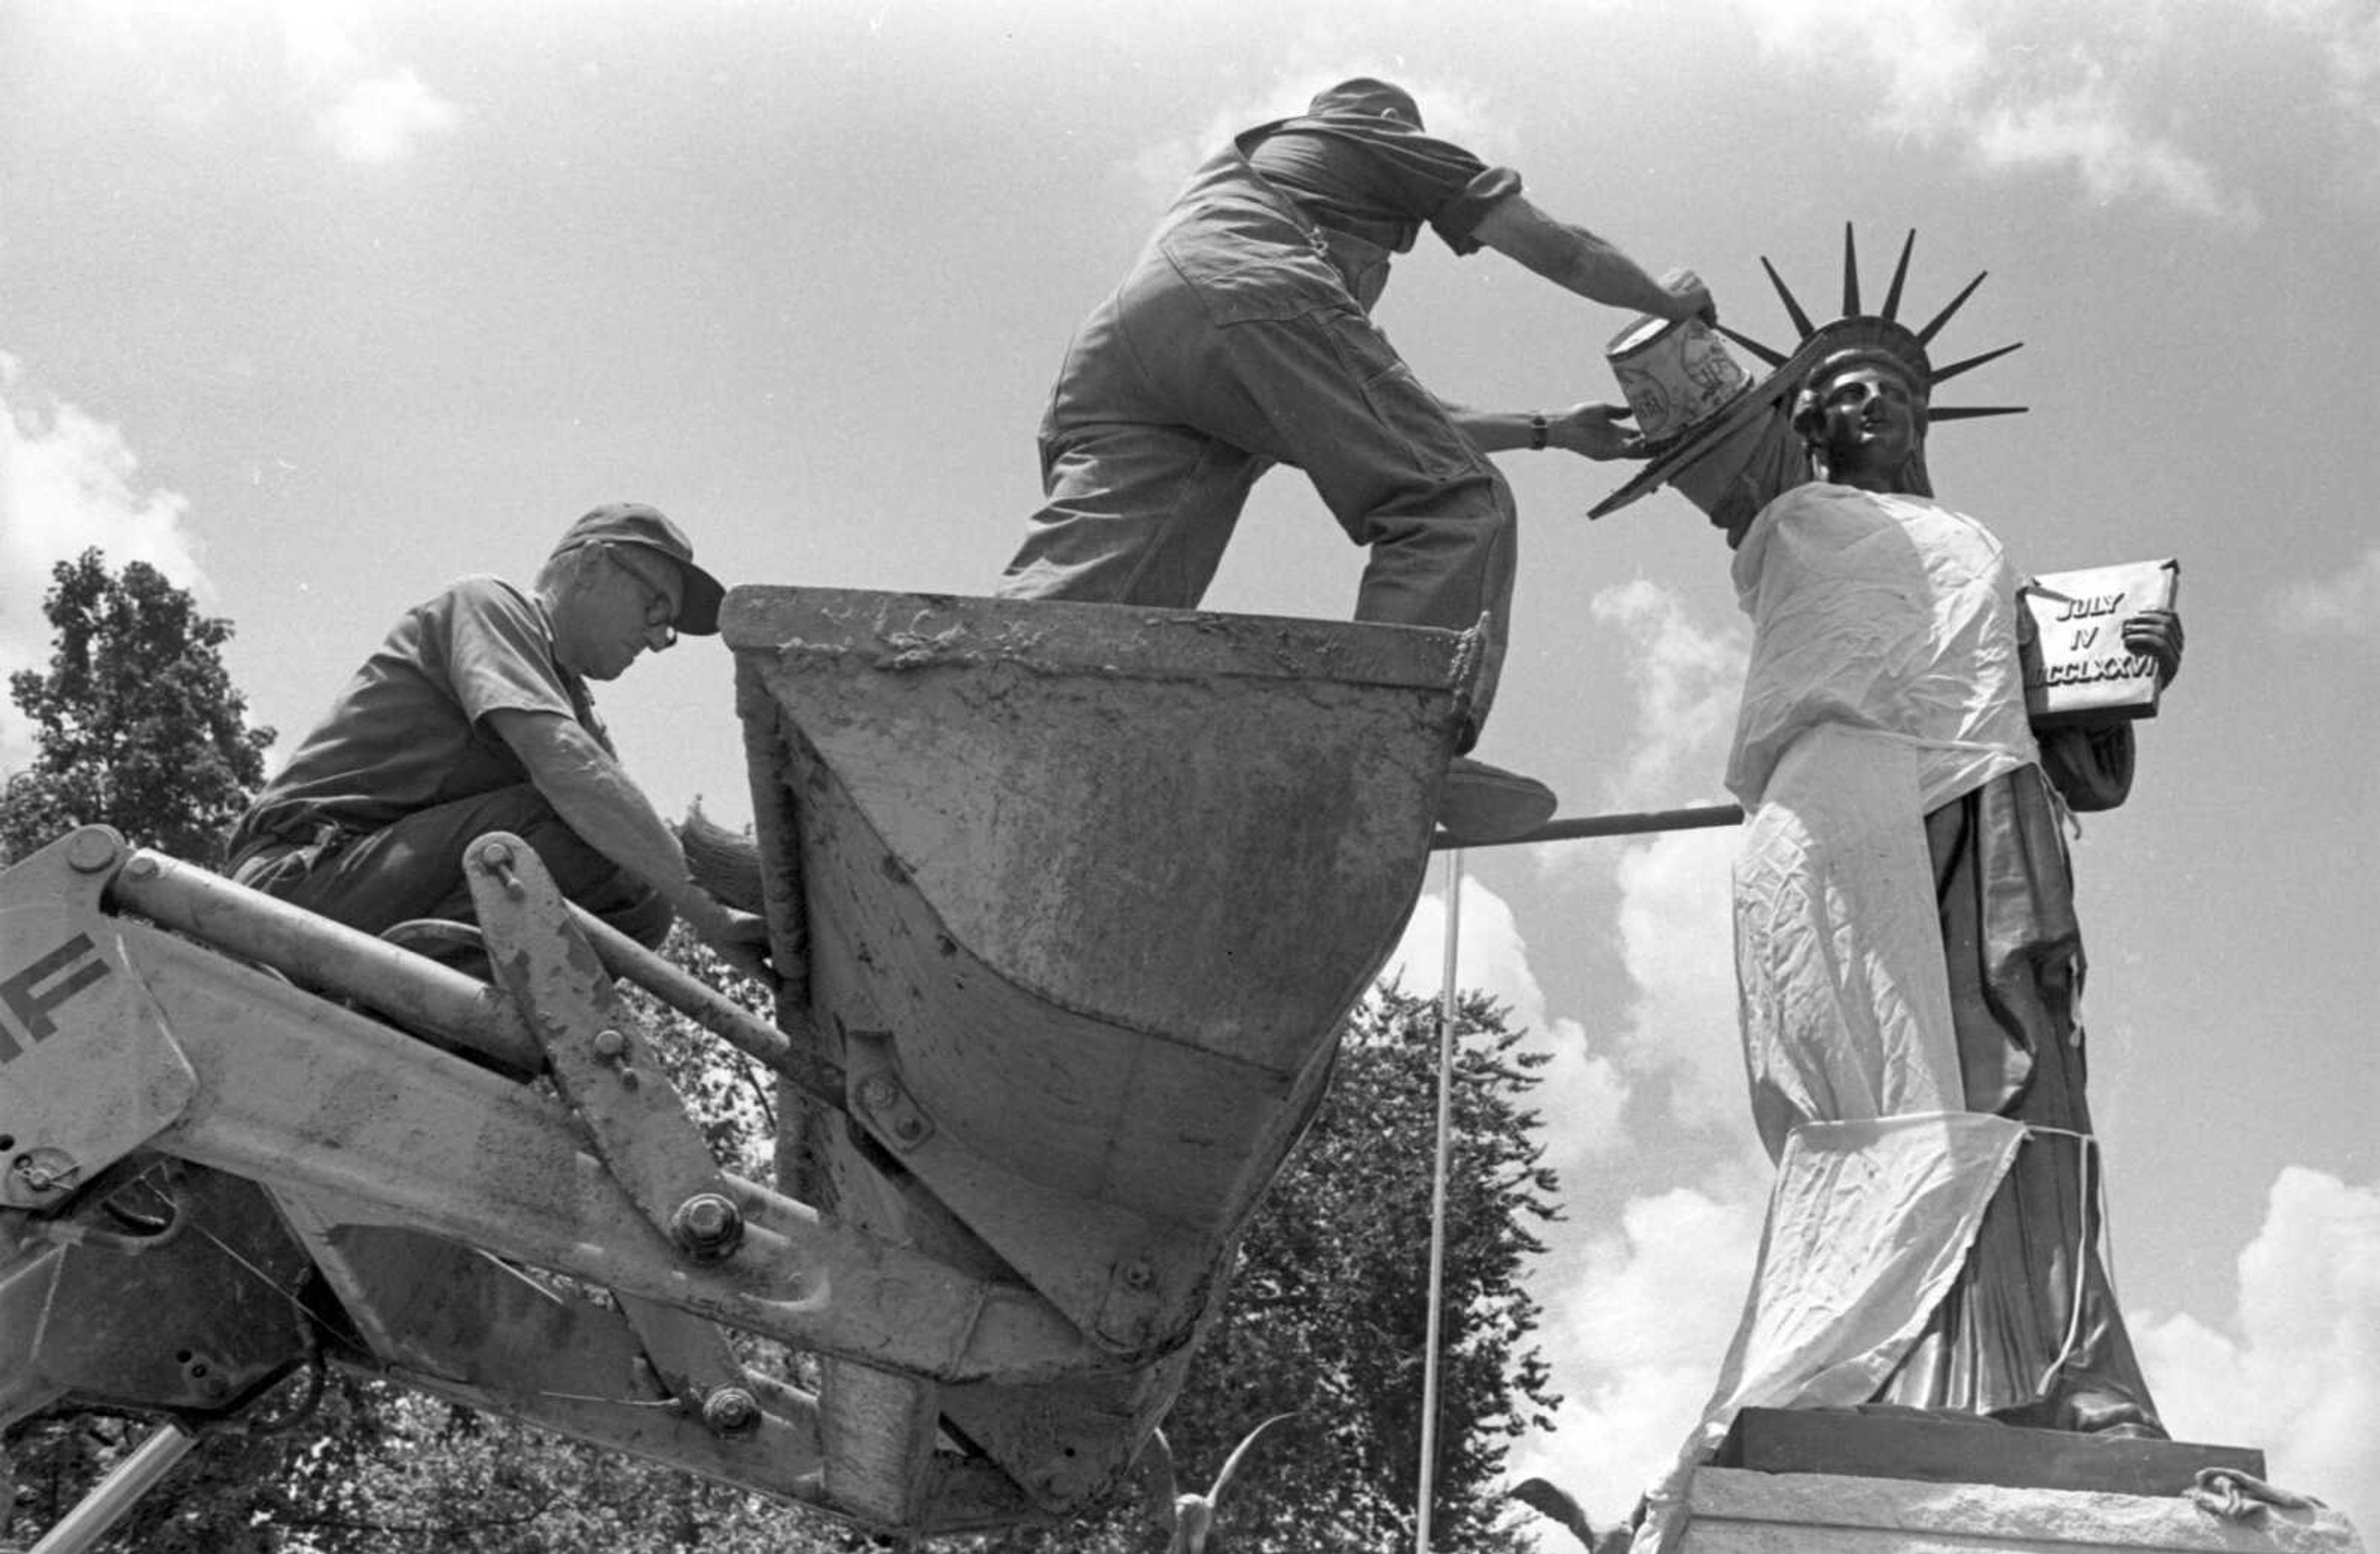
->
xmin=1545 ymin=226 xmax=1689 ymax=314
xmin=490 ymin=709 xmax=694 ymax=906
xmin=1470 ymin=195 xmax=1711 ymax=321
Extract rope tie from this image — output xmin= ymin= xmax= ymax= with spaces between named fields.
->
xmin=2188 ymin=1467 xmax=2324 ymax=1522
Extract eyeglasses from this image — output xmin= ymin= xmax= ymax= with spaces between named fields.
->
xmin=605 ymin=545 xmax=681 ymax=649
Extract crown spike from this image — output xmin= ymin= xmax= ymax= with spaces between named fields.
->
xmin=1714 ymin=323 xmax=1790 ymax=369
xmin=1761 ymin=255 xmax=1818 ymax=341
xmin=1916 ymin=270 xmax=1988 ymax=346
xmin=1928 ymin=405 xmax=2028 ymax=422
xmin=1842 ymin=222 xmax=1861 ymax=317
xmin=1930 ymin=341 xmax=2024 ymax=385
xmin=1880 ymin=230 xmax=1916 ymax=322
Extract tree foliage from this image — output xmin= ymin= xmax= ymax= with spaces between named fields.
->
xmin=2 ymin=548 xmax=274 ymax=866
xmin=968 ymin=983 xmax=1563 ymax=1554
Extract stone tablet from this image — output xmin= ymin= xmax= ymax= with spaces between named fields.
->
xmin=2020 ymin=558 xmax=2179 ymax=726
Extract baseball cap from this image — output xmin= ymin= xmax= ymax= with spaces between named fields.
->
xmin=1308 ymin=77 xmax=1424 ymax=130
xmin=552 ymin=502 xmax=726 ymax=635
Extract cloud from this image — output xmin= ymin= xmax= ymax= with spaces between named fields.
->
xmin=2272 ymin=545 xmax=2380 ymax=641
xmin=1386 ymin=875 xmax=1633 ymax=1156
xmin=1740 ymin=0 xmax=2258 ymax=225
xmin=1508 ymin=1181 xmax=1770 ymax=1526
xmin=1974 ymin=70 xmax=2257 ymax=224
xmin=280 ymin=3 xmax=459 ymax=164
xmin=2134 ymin=1169 xmax=2380 ymax=1534
xmin=0 ymin=357 xmax=212 ymax=773
xmin=315 ymin=66 xmax=461 ymax=164
xmin=1582 ymin=577 xmax=1746 ymax=810
xmin=1608 ymin=826 xmax=1745 ymax=1130
xmin=2258 ymin=0 xmax=2380 ymax=135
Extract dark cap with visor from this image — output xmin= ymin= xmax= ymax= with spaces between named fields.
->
xmin=552 ymin=502 xmax=726 ymax=636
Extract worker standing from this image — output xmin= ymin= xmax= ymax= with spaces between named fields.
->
xmin=996 ymin=77 xmax=1713 ymax=836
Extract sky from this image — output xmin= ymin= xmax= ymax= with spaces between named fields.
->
xmin=3 ymin=0 xmax=2376 ymax=1543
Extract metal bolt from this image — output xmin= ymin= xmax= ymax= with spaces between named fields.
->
xmin=125 ymin=856 xmax=159 ymax=880
xmin=64 ymin=831 xmax=118 ymax=874
xmin=11 ymin=1150 xmax=76 ymax=1196
xmin=855 ymin=1074 xmax=899 ymax=1112
xmin=890 ymin=1113 xmax=927 ymax=1143
xmin=1119 ymin=1259 xmax=1154 ymax=1293
xmin=477 ymin=840 xmax=525 ymax=898
xmin=592 ymin=1028 xmax=628 ymax=1061
xmin=700 ymin=1385 xmax=760 ymax=1436
xmin=670 ymin=1192 xmax=744 ymax=1260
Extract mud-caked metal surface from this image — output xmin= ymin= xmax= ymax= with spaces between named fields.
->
xmin=726 ymin=587 xmax=1472 ymax=1521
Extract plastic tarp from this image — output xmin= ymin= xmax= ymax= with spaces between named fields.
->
xmin=1631 ymin=1112 xmax=2027 ymax=1554
xmin=1725 ymin=484 xmax=2036 ymax=817
xmin=1625 ymin=485 xmax=2050 ymax=1553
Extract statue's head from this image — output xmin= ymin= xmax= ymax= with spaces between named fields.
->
xmin=1791 ymin=336 xmax=1933 ymax=494
xmin=1587 ymin=227 xmax=2021 ymax=529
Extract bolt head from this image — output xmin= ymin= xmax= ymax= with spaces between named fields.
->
xmin=671 ymin=1192 xmax=743 ymax=1258
xmin=701 ymin=1386 xmax=760 ymax=1434
xmin=592 ymin=1028 xmax=628 ymax=1059
xmin=64 ymin=831 xmax=118 ymax=874
xmin=857 ymin=1074 xmax=899 ymax=1110
xmin=478 ymin=840 xmax=514 ymax=867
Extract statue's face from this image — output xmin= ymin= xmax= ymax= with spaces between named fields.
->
xmin=1809 ymin=363 xmax=1925 ymax=485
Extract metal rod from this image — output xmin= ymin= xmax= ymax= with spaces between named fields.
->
xmin=1415 ymin=849 xmax=1463 ymax=1554
xmin=29 ymin=1423 xmax=193 ymax=1554
xmin=110 ymin=848 xmax=542 ymax=1073
xmin=1432 ymin=803 xmax=1742 ymax=851
xmin=565 ymin=905 xmax=846 ymax=1109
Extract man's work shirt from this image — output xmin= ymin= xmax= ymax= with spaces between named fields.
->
xmin=229 ymin=576 xmax=607 ymax=853
xmin=1243 ymin=112 xmax=1522 ymax=260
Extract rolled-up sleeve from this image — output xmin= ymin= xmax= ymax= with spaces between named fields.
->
xmin=1432 ymin=165 xmax=1523 ymax=254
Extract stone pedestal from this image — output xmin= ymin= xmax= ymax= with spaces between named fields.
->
xmin=1674 ymin=1467 xmax=2365 ymax=1554
xmin=1672 ymin=1411 xmax=2365 ymax=1554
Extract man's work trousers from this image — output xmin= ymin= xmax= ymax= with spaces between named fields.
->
xmin=229 ymin=784 xmax=673 ymax=952
xmin=997 ymin=237 xmax=1517 ymax=740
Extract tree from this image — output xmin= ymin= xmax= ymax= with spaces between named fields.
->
xmin=971 ymin=983 xmax=1563 ymax=1554
xmin=0 ymin=551 xmax=290 ymax=1544
xmin=1 ymin=548 xmax=275 ymax=866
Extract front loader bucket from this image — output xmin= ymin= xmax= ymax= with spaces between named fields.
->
xmin=726 ymin=589 xmax=1473 ymax=1516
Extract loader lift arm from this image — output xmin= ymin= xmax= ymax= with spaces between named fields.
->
xmin=0 ymin=825 xmax=1086 ymax=1536
xmin=0 ymin=586 xmax=1483 ymax=1544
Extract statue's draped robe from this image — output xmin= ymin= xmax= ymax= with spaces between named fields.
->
xmin=1637 ymin=483 xmax=2162 ymax=1553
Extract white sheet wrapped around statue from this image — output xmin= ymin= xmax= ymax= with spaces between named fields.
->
xmin=1628 ymin=722 xmax=2030 ymax=1554
xmin=1631 ymin=1111 xmax=2027 ymax=1552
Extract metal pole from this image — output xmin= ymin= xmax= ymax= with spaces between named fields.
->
xmin=1415 ymin=848 xmax=1464 ymax=1554
xmin=110 ymin=845 xmax=543 ymax=1073
xmin=1432 ymin=803 xmax=1742 ymax=852
xmin=565 ymin=903 xmax=845 ymax=1107
xmin=29 ymin=1423 xmax=193 ymax=1554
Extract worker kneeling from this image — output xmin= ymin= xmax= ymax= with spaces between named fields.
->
xmin=224 ymin=503 xmax=769 ymax=981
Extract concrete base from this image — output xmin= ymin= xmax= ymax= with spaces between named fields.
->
xmin=1674 ymin=1466 xmax=2367 ymax=1554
